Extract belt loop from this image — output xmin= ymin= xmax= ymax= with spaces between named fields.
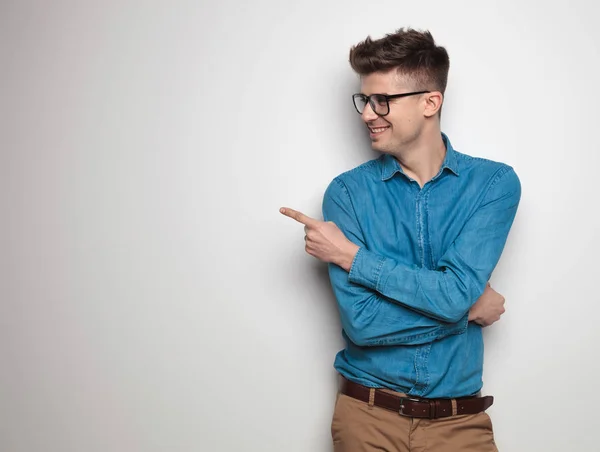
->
xmin=368 ymin=388 xmax=375 ymax=408
xmin=429 ymin=400 xmax=437 ymax=419
xmin=451 ymin=399 xmax=458 ymax=416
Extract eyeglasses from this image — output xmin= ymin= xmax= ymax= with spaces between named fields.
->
xmin=352 ymin=91 xmax=431 ymax=116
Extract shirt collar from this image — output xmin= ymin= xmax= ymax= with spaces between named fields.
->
xmin=380 ymin=132 xmax=460 ymax=181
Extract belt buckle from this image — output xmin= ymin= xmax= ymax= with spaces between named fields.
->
xmin=398 ymin=396 xmax=422 ymax=416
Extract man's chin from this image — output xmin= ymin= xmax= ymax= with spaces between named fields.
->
xmin=370 ymin=140 xmax=388 ymax=153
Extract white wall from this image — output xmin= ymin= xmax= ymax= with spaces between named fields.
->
xmin=1 ymin=1 xmax=599 ymax=451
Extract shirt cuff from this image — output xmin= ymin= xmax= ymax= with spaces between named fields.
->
xmin=348 ymin=247 xmax=386 ymax=291
xmin=442 ymin=312 xmax=469 ymax=336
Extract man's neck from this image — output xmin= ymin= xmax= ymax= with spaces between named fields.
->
xmin=393 ymin=128 xmax=446 ymax=188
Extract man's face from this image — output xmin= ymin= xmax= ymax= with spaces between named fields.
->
xmin=359 ymin=70 xmax=427 ymax=154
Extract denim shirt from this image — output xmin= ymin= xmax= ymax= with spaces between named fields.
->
xmin=322 ymin=133 xmax=521 ymax=398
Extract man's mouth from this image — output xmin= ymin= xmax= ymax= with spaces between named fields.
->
xmin=368 ymin=125 xmax=390 ymax=134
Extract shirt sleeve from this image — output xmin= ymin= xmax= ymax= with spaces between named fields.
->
xmin=347 ymin=166 xmax=521 ymax=323
xmin=322 ymin=178 xmax=468 ymax=347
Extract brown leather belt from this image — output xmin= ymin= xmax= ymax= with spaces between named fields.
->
xmin=341 ymin=378 xmax=493 ymax=419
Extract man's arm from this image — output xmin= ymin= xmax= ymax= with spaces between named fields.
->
xmin=317 ymin=177 xmax=469 ymax=347
xmin=347 ymin=166 xmax=521 ymax=323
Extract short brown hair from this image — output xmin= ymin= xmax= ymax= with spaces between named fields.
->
xmin=349 ymin=28 xmax=450 ymax=94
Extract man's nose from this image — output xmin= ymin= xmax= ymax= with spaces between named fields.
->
xmin=361 ymin=102 xmax=378 ymax=122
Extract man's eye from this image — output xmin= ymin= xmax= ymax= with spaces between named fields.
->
xmin=373 ymin=95 xmax=387 ymax=106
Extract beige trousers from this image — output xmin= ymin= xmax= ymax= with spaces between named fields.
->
xmin=331 ymin=390 xmax=498 ymax=452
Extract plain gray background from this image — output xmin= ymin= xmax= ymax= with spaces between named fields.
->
xmin=1 ymin=1 xmax=599 ymax=451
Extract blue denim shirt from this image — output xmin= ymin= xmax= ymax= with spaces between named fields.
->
xmin=322 ymin=133 xmax=521 ymax=398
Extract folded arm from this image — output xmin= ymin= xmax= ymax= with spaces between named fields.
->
xmin=322 ymin=178 xmax=469 ymax=347
xmin=347 ymin=166 xmax=521 ymax=323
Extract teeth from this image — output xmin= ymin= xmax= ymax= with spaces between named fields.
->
xmin=371 ymin=127 xmax=388 ymax=133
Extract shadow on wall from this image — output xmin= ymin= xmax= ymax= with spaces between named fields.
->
xmin=309 ymin=258 xmax=341 ymax=323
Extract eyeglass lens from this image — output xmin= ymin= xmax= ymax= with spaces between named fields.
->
xmin=354 ymin=94 xmax=389 ymax=115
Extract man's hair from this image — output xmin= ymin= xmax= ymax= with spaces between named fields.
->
xmin=349 ymin=28 xmax=450 ymax=94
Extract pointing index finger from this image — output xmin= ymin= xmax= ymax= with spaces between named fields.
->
xmin=279 ymin=207 xmax=319 ymax=227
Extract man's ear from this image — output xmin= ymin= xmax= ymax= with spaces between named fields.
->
xmin=423 ymin=92 xmax=443 ymax=118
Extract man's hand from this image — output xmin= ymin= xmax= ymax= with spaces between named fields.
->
xmin=280 ymin=207 xmax=359 ymax=271
xmin=468 ymin=283 xmax=506 ymax=327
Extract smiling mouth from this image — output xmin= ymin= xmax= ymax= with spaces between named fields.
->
xmin=368 ymin=126 xmax=390 ymax=134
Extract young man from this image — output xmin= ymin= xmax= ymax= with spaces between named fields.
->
xmin=280 ymin=28 xmax=520 ymax=451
